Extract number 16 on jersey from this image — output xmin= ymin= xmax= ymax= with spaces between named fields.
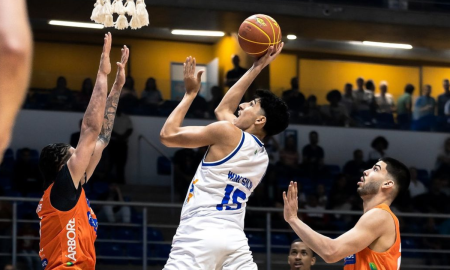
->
xmin=216 ymin=184 xmax=247 ymax=211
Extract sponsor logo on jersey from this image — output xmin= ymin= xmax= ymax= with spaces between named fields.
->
xmin=369 ymin=262 xmax=378 ymax=270
xmin=41 ymin=258 xmax=48 ymax=269
xmin=227 ymin=171 xmax=253 ymax=191
xmin=36 ymin=204 xmax=42 ymax=214
xmin=87 ymin=211 xmax=98 ymax=233
xmin=344 ymin=254 xmax=356 ymax=265
xmin=65 ymin=218 xmax=77 ymax=262
xmin=186 ymin=179 xmax=199 ymax=204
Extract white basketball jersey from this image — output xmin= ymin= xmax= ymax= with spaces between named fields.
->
xmin=180 ymin=131 xmax=269 ymax=229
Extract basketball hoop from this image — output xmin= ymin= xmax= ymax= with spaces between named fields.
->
xmin=91 ymin=0 xmax=149 ymax=30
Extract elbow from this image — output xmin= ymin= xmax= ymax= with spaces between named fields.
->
xmin=322 ymin=242 xmax=340 ymax=263
xmin=159 ymin=131 xmax=175 ymax=147
xmin=0 ymin=35 xmax=32 ymax=63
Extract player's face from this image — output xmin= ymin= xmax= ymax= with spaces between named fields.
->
xmin=357 ymin=161 xmax=388 ymax=196
xmin=234 ymin=99 xmax=264 ymax=130
xmin=288 ymin=242 xmax=316 ymax=270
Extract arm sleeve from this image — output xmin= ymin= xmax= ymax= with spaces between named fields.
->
xmin=50 ymin=164 xmax=82 ymax=211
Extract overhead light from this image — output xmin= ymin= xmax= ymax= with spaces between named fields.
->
xmin=171 ymin=29 xmax=225 ymax=37
xmin=350 ymin=41 xmax=412 ymax=49
xmin=49 ymin=20 xmax=104 ymax=29
xmin=287 ymin=35 xmax=297 ymax=40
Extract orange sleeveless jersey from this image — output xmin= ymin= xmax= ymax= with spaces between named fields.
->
xmin=344 ymin=204 xmax=401 ymax=270
xmin=36 ymin=183 xmax=98 ymax=270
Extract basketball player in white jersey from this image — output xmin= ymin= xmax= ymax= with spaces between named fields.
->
xmin=160 ymin=44 xmax=289 ymax=269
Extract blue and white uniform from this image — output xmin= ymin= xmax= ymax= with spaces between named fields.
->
xmin=164 ymin=131 xmax=268 ymax=270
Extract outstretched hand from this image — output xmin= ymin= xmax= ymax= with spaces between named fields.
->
xmin=99 ymin=32 xmax=112 ymax=75
xmin=283 ymin=181 xmax=299 ymax=223
xmin=253 ymin=42 xmax=284 ymax=70
xmin=183 ymin=56 xmax=204 ymax=97
xmin=114 ymin=45 xmax=130 ymax=86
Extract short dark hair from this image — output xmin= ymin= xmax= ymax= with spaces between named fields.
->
xmin=291 ymin=238 xmax=315 ymax=257
xmin=365 ymin=80 xmax=375 ymax=90
xmin=39 ymin=143 xmax=72 ymax=190
xmin=371 ymin=136 xmax=389 ymax=149
xmin=405 ymin=84 xmax=415 ymax=94
xmin=255 ymin=89 xmax=289 ymax=136
xmin=379 ymin=157 xmax=410 ymax=198
xmin=326 ymin=90 xmax=342 ymax=102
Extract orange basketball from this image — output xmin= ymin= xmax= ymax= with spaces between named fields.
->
xmin=238 ymin=14 xmax=282 ymax=58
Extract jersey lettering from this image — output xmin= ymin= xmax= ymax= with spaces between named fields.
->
xmin=66 ymin=218 xmax=77 ymax=262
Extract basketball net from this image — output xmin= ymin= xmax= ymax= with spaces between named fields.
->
xmin=90 ymin=0 xmax=149 ymax=30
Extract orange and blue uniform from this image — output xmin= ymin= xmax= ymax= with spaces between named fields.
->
xmin=344 ymin=204 xmax=401 ymax=270
xmin=37 ymin=182 xmax=98 ymax=270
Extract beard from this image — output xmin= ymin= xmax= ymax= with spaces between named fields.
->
xmin=357 ymin=181 xmax=381 ymax=196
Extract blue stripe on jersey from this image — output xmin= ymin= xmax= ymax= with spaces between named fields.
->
xmin=202 ymin=132 xmax=245 ymax=167
xmin=250 ymin=134 xmax=264 ymax=147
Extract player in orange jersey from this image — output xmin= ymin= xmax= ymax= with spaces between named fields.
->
xmin=36 ymin=33 xmax=129 ymax=270
xmin=284 ymin=157 xmax=410 ymax=270
xmin=0 ymin=0 xmax=33 ymax=162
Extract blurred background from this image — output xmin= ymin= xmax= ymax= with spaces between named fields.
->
xmin=1 ymin=0 xmax=450 ymax=269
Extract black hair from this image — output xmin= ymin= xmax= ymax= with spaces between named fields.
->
xmin=371 ymin=136 xmax=389 ymax=149
xmin=405 ymin=84 xmax=415 ymax=94
xmin=39 ymin=143 xmax=72 ymax=190
xmin=309 ymin=130 xmax=318 ymax=137
xmin=291 ymin=239 xmax=316 ymax=257
xmin=326 ymin=89 xmax=342 ymax=103
xmin=254 ymin=89 xmax=289 ymax=136
xmin=365 ymin=80 xmax=375 ymax=90
xmin=379 ymin=157 xmax=410 ymax=198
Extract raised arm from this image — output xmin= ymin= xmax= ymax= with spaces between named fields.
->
xmin=0 ymin=0 xmax=33 ymax=160
xmin=160 ymin=56 xmax=236 ymax=148
xmin=67 ymin=33 xmax=112 ymax=185
xmin=85 ymin=45 xmax=130 ymax=181
xmin=214 ymin=43 xmax=284 ymax=123
xmin=283 ymin=182 xmax=390 ymax=263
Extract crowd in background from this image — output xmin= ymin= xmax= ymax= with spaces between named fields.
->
xmin=23 ymin=55 xmax=450 ymax=133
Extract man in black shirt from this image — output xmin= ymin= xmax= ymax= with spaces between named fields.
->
xmin=302 ymin=131 xmax=325 ymax=179
xmin=225 ymin=55 xmax=247 ymax=88
xmin=343 ymin=149 xmax=367 ymax=181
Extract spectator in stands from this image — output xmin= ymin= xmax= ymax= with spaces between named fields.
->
xmin=288 ymin=239 xmax=316 ymax=270
xmin=341 ymin=83 xmax=355 ymax=116
xmin=225 ymin=55 xmax=247 ymax=88
xmin=70 ymin=120 xmax=82 ymax=148
xmin=408 ymin=167 xmax=427 ymax=198
xmin=397 ymin=84 xmax=415 ymax=129
xmin=316 ymin=184 xmax=328 ymax=207
xmin=75 ymin=78 xmax=93 ymax=111
xmin=13 ymin=148 xmax=42 ymax=194
xmin=414 ymin=177 xmax=449 ymax=213
xmin=140 ymin=77 xmax=163 ymax=108
xmin=435 ymin=137 xmax=450 ymax=175
xmin=320 ymin=90 xmax=348 ymax=127
xmin=353 ymin=77 xmax=374 ymax=111
xmin=173 ymin=148 xmax=197 ymax=202
xmin=365 ymin=79 xmax=376 ymax=93
xmin=343 ymin=149 xmax=367 ymax=181
xmin=108 ymin=106 xmax=133 ymax=184
xmin=208 ymin=86 xmax=223 ymax=118
xmin=98 ymin=184 xmax=131 ymax=223
xmin=264 ymin=136 xmax=280 ymax=165
xmin=375 ymin=81 xmax=395 ymax=113
xmin=279 ymin=135 xmax=299 ymax=170
xmin=119 ymin=75 xmax=139 ymax=114
xmin=413 ymin=84 xmax=436 ymax=121
xmin=302 ymin=131 xmax=325 ymax=178
xmin=48 ymin=76 xmax=74 ymax=111
xmin=422 ymin=217 xmax=445 ymax=266
xmin=17 ymin=214 xmax=40 ymax=270
xmin=187 ymin=94 xmax=208 ymax=118
xmin=303 ymin=194 xmax=328 ymax=230
xmin=301 ymin=95 xmax=322 ymax=125
xmin=328 ymin=174 xmax=354 ymax=227
xmin=282 ymin=77 xmax=305 ymax=121
xmin=438 ymin=79 xmax=450 ymax=117
xmin=368 ymin=136 xmax=389 ymax=164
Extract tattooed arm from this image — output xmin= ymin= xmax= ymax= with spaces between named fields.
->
xmin=85 ymin=46 xmax=129 ymax=182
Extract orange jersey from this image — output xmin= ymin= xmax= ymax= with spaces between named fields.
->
xmin=344 ymin=204 xmax=401 ymax=270
xmin=36 ymin=183 xmax=98 ymax=270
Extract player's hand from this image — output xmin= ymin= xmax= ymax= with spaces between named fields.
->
xmin=253 ymin=42 xmax=284 ymax=70
xmin=183 ymin=56 xmax=204 ymax=97
xmin=99 ymin=32 xmax=112 ymax=75
xmin=283 ymin=181 xmax=299 ymax=223
xmin=114 ymin=45 xmax=129 ymax=86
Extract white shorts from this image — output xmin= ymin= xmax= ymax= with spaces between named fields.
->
xmin=163 ymin=216 xmax=257 ymax=270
